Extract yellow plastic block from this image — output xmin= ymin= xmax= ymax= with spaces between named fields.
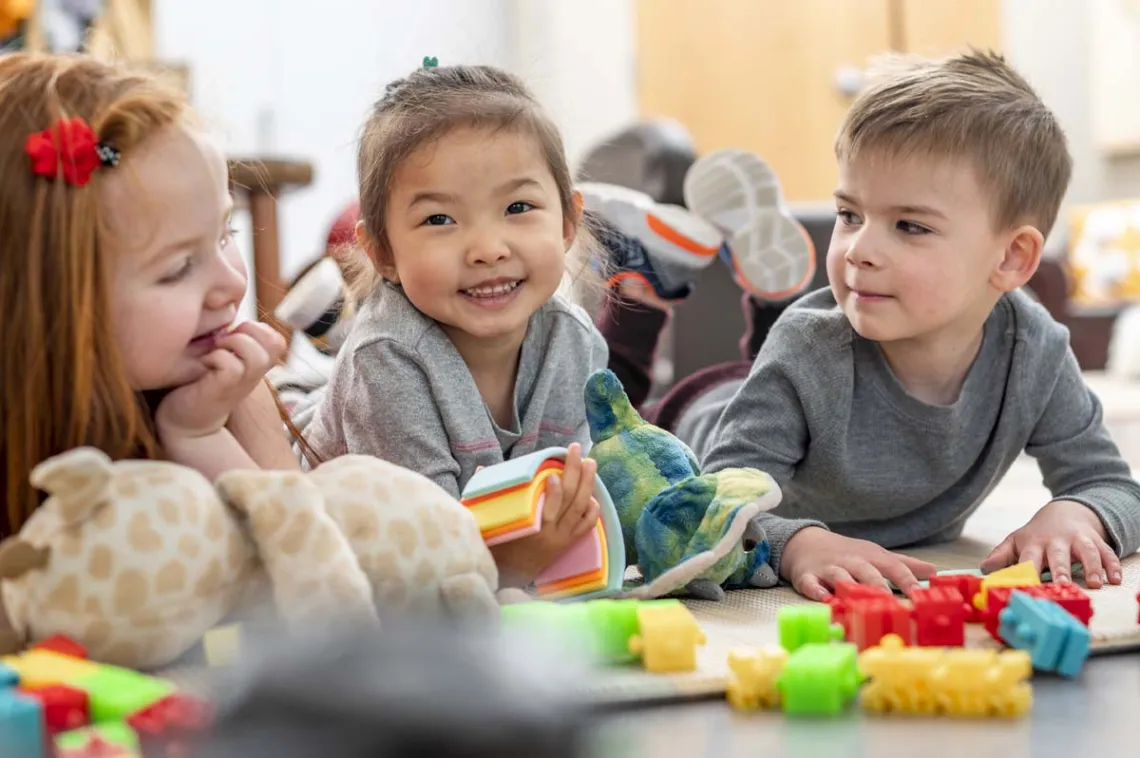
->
xmin=1 ymin=649 xmax=99 ymax=688
xmin=203 ymin=624 xmax=243 ymax=667
xmin=973 ymin=561 xmax=1041 ymax=610
xmin=857 ymin=634 xmax=1032 ymax=718
xmin=726 ymin=647 xmax=788 ymax=711
xmin=629 ymin=603 xmax=706 ymax=673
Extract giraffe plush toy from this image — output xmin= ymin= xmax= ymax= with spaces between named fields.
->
xmin=0 ymin=448 xmax=500 ymax=670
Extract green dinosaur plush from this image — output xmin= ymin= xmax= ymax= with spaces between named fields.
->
xmin=584 ymin=369 xmax=781 ymax=601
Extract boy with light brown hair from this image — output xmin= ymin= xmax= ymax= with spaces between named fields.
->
xmin=692 ymin=49 xmax=1140 ymax=600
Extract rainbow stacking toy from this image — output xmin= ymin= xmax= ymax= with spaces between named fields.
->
xmin=460 ymin=447 xmax=625 ymax=600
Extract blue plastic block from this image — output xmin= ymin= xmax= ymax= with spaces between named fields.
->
xmin=998 ymin=590 xmax=1090 ymax=677
xmin=0 ymin=662 xmax=17 ymax=688
xmin=0 ymin=688 xmax=44 ymax=758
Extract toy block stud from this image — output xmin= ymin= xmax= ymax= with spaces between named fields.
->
xmin=629 ymin=602 xmax=706 ymax=673
xmin=777 ymin=604 xmax=844 ymax=653
xmin=929 ymin=574 xmax=984 ymax=622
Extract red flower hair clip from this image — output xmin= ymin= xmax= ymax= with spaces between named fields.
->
xmin=25 ymin=117 xmax=121 ymax=187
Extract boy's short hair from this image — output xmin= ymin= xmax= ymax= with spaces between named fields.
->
xmin=835 ymin=48 xmax=1072 ymax=236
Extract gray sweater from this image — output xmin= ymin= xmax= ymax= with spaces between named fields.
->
xmin=701 ymin=287 xmax=1140 ymax=575
xmin=303 ymin=281 xmax=609 ymax=499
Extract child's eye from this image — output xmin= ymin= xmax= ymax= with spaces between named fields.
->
xmin=506 ymin=201 xmax=534 ymax=215
xmin=159 ymin=258 xmax=192 ymax=284
xmin=422 ymin=214 xmax=454 ymax=226
xmin=836 ymin=209 xmax=860 ymax=226
xmin=897 ymin=220 xmax=931 ymax=235
xmin=221 ymin=225 xmax=238 ymax=245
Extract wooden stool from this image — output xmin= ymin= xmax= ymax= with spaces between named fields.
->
xmin=228 ymin=158 xmax=314 ymax=341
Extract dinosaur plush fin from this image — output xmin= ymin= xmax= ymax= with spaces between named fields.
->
xmin=584 ymin=369 xmax=646 ymax=444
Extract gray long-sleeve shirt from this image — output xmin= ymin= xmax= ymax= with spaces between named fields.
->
xmin=700 ymin=287 xmax=1140 ymax=575
xmin=303 ymin=281 xmax=609 ymax=499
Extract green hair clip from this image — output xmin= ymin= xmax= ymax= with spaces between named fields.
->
xmin=422 ymin=56 xmax=439 ymax=69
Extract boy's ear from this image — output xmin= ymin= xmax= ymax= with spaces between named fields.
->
xmin=992 ymin=224 xmax=1043 ymax=293
xmin=564 ymin=190 xmax=584 ymax=252
xmin=355 ymin=220 xmax=399 ymax=284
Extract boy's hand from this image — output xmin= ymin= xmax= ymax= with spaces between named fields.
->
xmin=156 ymin=322 xmax=286 ymax=442
xmin=489 ymin=443 xmax=601 ymax=587
xmin=780 ymin=527 xmax=937 ymax=601
xmin=981 ymin=499 xmax=1120 ymax=588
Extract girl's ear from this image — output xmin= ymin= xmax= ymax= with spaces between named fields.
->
xmin=564 ymin=190 xmax=584 ymax=252
xmin=356 ymin=220 xmax=399 ymax=284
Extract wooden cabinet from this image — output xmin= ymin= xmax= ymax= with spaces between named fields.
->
xmin=634 ymin=0 xmax=1002 ymax=201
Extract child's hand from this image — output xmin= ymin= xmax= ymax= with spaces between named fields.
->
xmin=780 ymin=527 xmax=937 ymax=601
xmin=981 ymin=499 xmax=1120 ymax=588
xmin=489 ymin=443 xmax=601 ymax=587
xmin=156 ymin=321 xmax=287 ymax=443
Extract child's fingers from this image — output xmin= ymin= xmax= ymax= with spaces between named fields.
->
xmin=1015 ymin=542 xmax=1044 ymax=576
xmin=232 ymin=320 xmax=288 ymax=359
xmin=794 ymin=574 xmax=831 ymax=602
xmin=897 ymin=554 xmax=938 ymax=579
xmin=980 ymin=536 xmax=1016 ymax=574
xmin=877 ymin=560 xmax=920 ymax=596
xmin=844 ymin=559 xmax=886 ymax=589
xmin=215 ymin=332 xmax=274 ymax=384
xmin=569 ymin=498 xmax=600 ymax=539
xmin=1101 ymin=542 xmax=1123 ymax=585
xmin=1065 ymin=536 xmax=1101 ymax=586
xmin=556 ymin=477 xmax=593 ymax=532
xmin=819 ymin=565 xmax=855 ymax=592
xmin=559 ymin=444 xmax=583 ymax=503
xmin=542 ymin=474 xmax=565 ymax=522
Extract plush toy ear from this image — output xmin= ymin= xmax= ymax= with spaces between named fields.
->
xmin=29 ymin=447 xmax=113 ymax=526
xmin=0 ymin=537 xmax=50 ymax=581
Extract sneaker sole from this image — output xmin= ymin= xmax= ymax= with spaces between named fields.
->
xmin=578 ymin=182 xmax=722 ymax=269
xmin=683 ymin=149 xmax=816 ymax=299
xmin=728 ymin=209 xmax=816 ymax=300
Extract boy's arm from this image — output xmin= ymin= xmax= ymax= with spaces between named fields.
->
xmin=341 ymin=342 xmax=463 ymax=499
xmin=700 ymin=345 xmax=825 ymax=575
xmin=1025 ymin=349 xmax=1140 ymax=557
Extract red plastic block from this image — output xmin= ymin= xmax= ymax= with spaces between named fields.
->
xmin=32 ymin=634 xmax=87 ymax=660
xmin=928 ymin=574 xmax=984 ymax=622
xmin=19 ymin=683 xmax=89 ymax=733
xmin=1033 ymin=583 xmax=1093 ymax=627
xmin=829 ymin=581 xmax=892 ymax=631
xmin=847 ymin=597 xmax=914 ymax=651
xmin=909 ymin=586 xmax=968 ymax=647
xmin=127 ymin=693 xmax=213 ymax=755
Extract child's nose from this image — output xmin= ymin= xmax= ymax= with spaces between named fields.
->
xmin=205 ymin=254 xmax=249 ymax=309
xmin=466 ymin=234 xmax=511 ymax=266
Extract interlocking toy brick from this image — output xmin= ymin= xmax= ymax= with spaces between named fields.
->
xmin=0 ymin=687 xmax=44 ymax=758
xmin=203 ymin=624 xmax=243 ymax=668
xmin=0 ymin=662 xmax=17 ymax=688
xmin=725 ymin=647 xmax=788 ymax=711
xmin=31 ymin=635 xmax=87 ymax=661
xmin=928 ymin=573 xmax=984 ymax=622
xmin=1 ymin=649 xmax=98 ymax=688
xmin=1032 ymin=583 xmax=1093 ymax=627
xmin=829 ymin=581 xmax=891 ymax=629
xmin=70 ymin=663 xmax=174 ymax=722
xmin=54 ymin=722 xmax=139 ymax=757
xmin=846 ymin=597 xmax=913 ymax=651
xmin=858 ymin=633 xmax=1032 ymax=718
xmin=18 ymin=683 xmax=89 ymax=734
xmin=128 ymin=693 xmax=213 ymax=756
xmin=777 ymin=604 xmax=844 ymax=653
xmin=909 ymin=586 xmax=968 ymax=647
xmin=974 ymin=561 xmax=1040 ymax=610
xmin=997 ymin=591 xmax=1090 ymax=678
xmin=776 ymin=642 xmax=861 ymax=716
xmin=629 ymin=602 xmax=706 ymax=673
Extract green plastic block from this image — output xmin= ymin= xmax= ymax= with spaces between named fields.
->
xmin=71 ymin=663 xmax=174 ymax=722
xmin=777 ymin=642 xmax=861 ymax=716
xmin=777 ymin=605 xmax=844 ymax=652
xmin=584 ymin=599 xmax=644 ymax=664
xmin=55 ymin=721 xmax=139 ymax=752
